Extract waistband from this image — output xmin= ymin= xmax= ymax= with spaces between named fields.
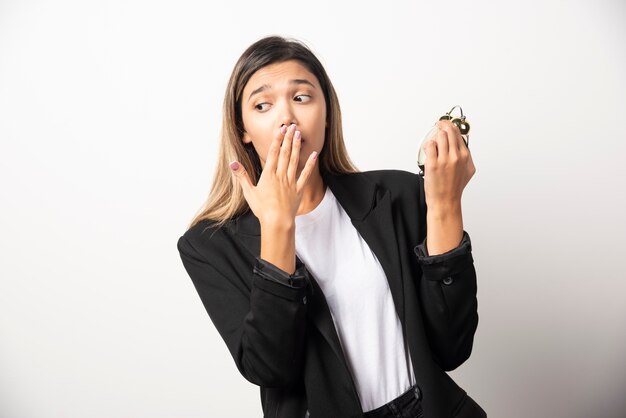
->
xmin=363 ymin=384 xmax=422 ymax=418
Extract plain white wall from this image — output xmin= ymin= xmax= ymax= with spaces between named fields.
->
xmin=1 ymin=0 xmax=625 ymax=417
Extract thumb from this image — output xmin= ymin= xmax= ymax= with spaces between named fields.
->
xmin=229 ymin=160 xmax=254 ymax=194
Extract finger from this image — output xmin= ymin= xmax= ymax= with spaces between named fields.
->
xmin=458 ymin=135 xmax=469 ymax=155
xmin=277 ymin=123 xmax=296 ymax=176
xmin=423 ymin=139 xmax=438 ymax=172
xmin=434 ymin=122 xmax=449 ymax=161
xmin=296 ymin=151 xmax=318 ymax=192
xmin=287 ymin=130 xmax=302 ymax=182
xmin=265 ymin=125 xmax=288 ymax=173
xmin=229 ymin=160 xmax=254 ymax=199
xmin=438 ymin=120 xmax=461 ymax=155
xmin=460 ymin=134 xmax=469 ymax=150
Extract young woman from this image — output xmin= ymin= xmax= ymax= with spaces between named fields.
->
xmin=177 ymin=35 xmax=486 ymax=418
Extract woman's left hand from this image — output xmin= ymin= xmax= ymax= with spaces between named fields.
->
xmin=422 ymin=119 xmax=476 ymax=206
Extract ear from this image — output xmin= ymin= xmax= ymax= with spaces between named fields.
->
xmin=242 ymin=130 xmax=252 ymax=144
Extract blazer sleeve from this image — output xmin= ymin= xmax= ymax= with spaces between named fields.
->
xmin=412 ymin=175 xmax=479 ymax=372
xmin=177 ymin=234 xmax=311 ymax=388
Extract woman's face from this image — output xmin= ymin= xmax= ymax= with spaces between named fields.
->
xmin=241 ymin=59 xmax=327 ymax=173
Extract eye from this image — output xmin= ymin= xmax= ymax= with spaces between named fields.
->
xmin=294 ymin=95 xmax=311 ymax=103
xmin=254 ymin=103 xmax=270 ymax=111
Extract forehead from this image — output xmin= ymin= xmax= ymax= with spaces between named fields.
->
xmin=243 ymin=60 xmax=321 ymax=93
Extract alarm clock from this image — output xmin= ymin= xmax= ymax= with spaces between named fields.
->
xmin=417 ymin=105 xmax=470 ymax=176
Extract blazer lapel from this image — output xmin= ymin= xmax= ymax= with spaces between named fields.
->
xmin=230 ymin=170 xmax=405 ymax=381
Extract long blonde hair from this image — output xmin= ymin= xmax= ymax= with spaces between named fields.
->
xmin=187 ymin=36 xmax=359 ymax=231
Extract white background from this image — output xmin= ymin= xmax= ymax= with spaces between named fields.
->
xmin=1 ymin=0 xmax=625 ymax=417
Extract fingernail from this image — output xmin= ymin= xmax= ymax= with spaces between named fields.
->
xmin=280 ymin=125 xmax=287 ymax=134
xmin=295 ymin=131 xmax=301 ymax=139
xmin=229 ymin=161 xmax=240 ymax=171
xmin=290 ymin=123 xmax=296 ymax=131
xmin=312 ymin=151 xmax=318 ymax=160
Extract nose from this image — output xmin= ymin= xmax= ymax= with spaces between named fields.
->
xmin=280 ymin=111 xmax=297 ymax=129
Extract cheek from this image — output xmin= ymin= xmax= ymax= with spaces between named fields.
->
xmin=242 ymin=113 xmax=268 ymax=143
xmin=252 ymin=129 xmax=276 ymax=161
xmin=319 ymin=104 xmax=327 ymax=130
xmin=317 ymin=108 xmax=327 ymax=137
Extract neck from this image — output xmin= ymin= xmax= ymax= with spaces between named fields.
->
xmin=296 ymin=166 xmax=326 ymax=216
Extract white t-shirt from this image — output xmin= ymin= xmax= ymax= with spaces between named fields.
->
xmin=295 ymin=185 xmax=416 ymax=412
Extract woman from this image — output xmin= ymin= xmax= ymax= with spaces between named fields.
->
xmin=177 ymin=35 xmax=486 ymax=418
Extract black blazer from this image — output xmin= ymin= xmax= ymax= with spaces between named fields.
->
xmin=177 ymin=169 xmax=487 ymax=418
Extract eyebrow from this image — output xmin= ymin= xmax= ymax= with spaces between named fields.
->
xmin=247 ymin=79 xmax=316 ymax=102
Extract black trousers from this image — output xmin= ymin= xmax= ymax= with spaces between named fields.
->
xmin=363 ymin=384 xmax=424 ymax=418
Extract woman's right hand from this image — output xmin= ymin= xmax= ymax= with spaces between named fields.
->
xmin=229 ymin=123 xmax=319 ymax=227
